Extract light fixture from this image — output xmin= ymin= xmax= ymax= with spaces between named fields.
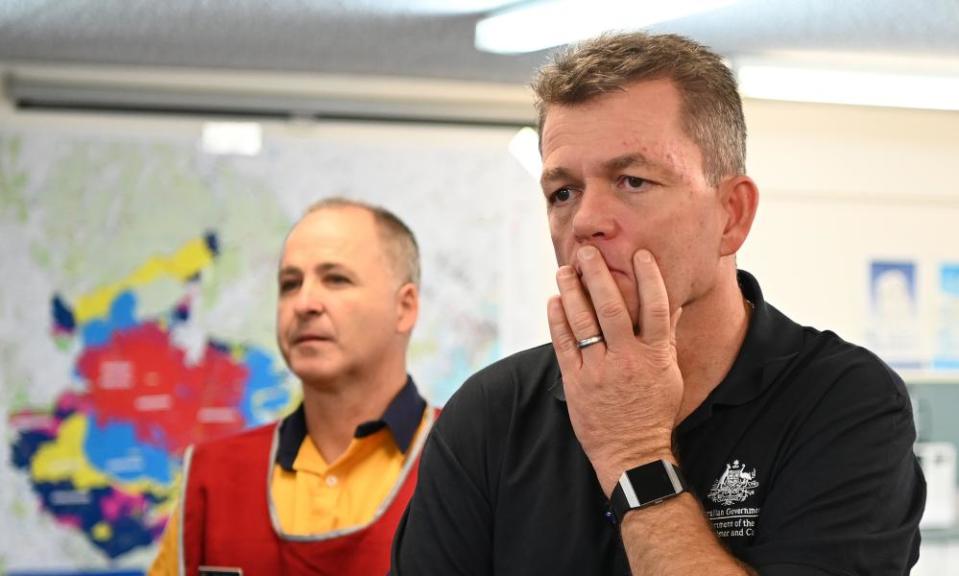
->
xmin=508 ymin=127 xmax=542 ymax=180
xmin=736 ymin=62 xmax=959 ymax=112
xmin=475 ymin=0 xmax=737 ymax=54
xmin=200 ymin=122 xmax=262 ymax=156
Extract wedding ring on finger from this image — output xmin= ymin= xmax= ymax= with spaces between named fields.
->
xmin=576 ymin=334 xmax=605 ymax=349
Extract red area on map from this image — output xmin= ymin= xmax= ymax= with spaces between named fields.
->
xmin=76 ymin=323 xmax=249 ymax=453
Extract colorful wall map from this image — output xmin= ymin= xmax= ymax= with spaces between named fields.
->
xmin=1 ymin=117 xmax=525 ymax=574
xmin=9 ymin=233 xmax=291 ymax=561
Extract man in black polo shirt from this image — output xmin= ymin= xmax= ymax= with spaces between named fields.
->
xmin=391 ymin=32 xmax=925 ymax=576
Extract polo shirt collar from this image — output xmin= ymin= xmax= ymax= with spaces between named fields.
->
xmin=677 ymin=270 xmax=805 ymax=433
xmin=275 ymin=375 xmax=426 ymax=471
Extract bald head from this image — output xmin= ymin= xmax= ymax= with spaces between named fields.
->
xmin=298 ymin=198 xmax=420 ymax=288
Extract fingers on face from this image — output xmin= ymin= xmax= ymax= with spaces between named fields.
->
xmin=547 ymin=295 xmax=581 ymax=368
xmin=555 ymin=265 xmax=600 ymax=343
xmin=632 ymin=250 xmax=672 ymax=344
xmin=576 ymin=246 xmax=633 ymax=345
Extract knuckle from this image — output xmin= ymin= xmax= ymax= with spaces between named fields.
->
xmin=557 ymin=335 xmax=580 ymax=353
xmin=596 ymin=300 xmax=623 ymax=320
xmin=570 ymin=310 xmax=597 ymax=332
xmin=647 ymin=304 xmax=670 ymax=324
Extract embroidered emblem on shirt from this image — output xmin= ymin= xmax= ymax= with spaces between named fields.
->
xmin=707 ymin=460 xmax=759 ymax=505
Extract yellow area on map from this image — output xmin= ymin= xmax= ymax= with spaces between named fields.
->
xmin=30 ymin=414 xmax=179 ymax=496
xmin=31 ymin=414 xmax=111 ymax=489
xmin=72 ymin=236 xmax=215 ymax=324
xmin=92 ymin=521 xmax=113 ymax=541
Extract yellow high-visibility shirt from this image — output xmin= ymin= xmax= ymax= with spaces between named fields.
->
xmin=149 ymin=378 xmax=428 ymax=575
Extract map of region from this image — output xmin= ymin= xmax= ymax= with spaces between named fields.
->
xmin=10 ymin=233 xmax=292 ymax=559
xmin=0 ymin=118 xmax=519 ymax=574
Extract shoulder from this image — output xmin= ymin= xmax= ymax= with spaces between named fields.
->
xmin=781 ymin=328 xmax=915 ymax=436
xmin=431 ymin=343 xmax=560 ymax=453
xmin=423 ymin=344 xmax=564 ymax=501
xmin=799 ymin=329 xmax=909 ymax=401
xmin=442 ymin=343 xmax=558 ymax=420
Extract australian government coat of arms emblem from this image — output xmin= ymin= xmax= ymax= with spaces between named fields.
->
xmin=708 ymin=460 xmax=760 ymax=506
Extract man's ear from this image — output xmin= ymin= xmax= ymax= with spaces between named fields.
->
xmin=395 ymin=283 xmax=419 ymax=334
xmin=718 ymin=175 xmax=759 ymax=257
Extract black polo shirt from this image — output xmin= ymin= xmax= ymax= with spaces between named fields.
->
xmin=392 ymin=271 xmax=925 ymax=576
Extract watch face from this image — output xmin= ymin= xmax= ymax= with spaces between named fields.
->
xmin=621 ymin=461 xmax=685 ymax=508
xmin=612 ymin=460 xmax=686 ymax=521
xmin=628 ymin=462 xmax=678 ymax=498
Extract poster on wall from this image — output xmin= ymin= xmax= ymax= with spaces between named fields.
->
xmin=867 ymin=260 xmax=922 ymax=370
xmin=935 ymin=263 xmax=959 ymax=370
xmin=0 ymin=117 xmax=533 ymax=574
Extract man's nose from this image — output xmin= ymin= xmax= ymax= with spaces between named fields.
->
xmin=293 ymin=281 xmax=325 ymax=317
xmin=571 ymin=186 xmax=618 ymax=242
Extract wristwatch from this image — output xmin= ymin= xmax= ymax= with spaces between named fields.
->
xmin=608 ymin=459 xmax=688 ymax=522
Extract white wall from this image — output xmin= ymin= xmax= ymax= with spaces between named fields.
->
xmin=740 ymin=99 xmax=959 ymax=372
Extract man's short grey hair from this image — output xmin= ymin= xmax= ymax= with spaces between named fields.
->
xmin=303 ymin=197 xmax=421 ymax=286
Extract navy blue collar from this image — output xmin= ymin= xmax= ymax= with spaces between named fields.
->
xmin=275 ymin=376 xmax=426 ymax=471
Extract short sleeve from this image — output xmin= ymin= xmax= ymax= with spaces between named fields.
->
xmin=739 ymin=361 xmax=925 ymax=575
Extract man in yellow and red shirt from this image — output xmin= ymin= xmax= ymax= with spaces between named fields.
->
xmin=150 ymin=198 xmax=435 ymax=575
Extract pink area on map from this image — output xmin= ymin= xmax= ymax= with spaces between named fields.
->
xmin=54 ymin=513 xmax=84 ymax=530
xmin=100 ymin=489 xmax=149 ymax=522
xmin=56 ymin=391 xmax=94 ymax=416
xmin=9 ymin=411 xmax=60 ymax=435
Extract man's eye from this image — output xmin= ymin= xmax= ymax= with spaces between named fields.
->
xmin=326 ymin=275 xmax=351 ymax=285
xmin=549 ymin=187 xmax=574 ymax=205
xmin=621 ymin=176 xmax=647 ymax=189
xmin=279 ymin=280 xmax=299 ymax=293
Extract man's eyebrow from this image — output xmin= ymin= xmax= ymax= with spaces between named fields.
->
xmin=603 ymin=153 xmax=656 ymax=173
xmin=314 ymin=262 xmax=350 ymax=274
xmin=540 ymin=153 xmax=661 ymax=186
xmin=279 ymin=262 xmax=349 ymax=276
xmin=540 ymin=166 xmax=574 ymax=186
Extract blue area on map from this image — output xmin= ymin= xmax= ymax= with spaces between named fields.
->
xmin=53 ymin=402 xmax=79 ymax=422
xmin=145 ymin=422 xmax=171 ymax=451
xmin=83 ymin=416 xmax=172 ymax=485
xmin=173 ymin=302 xmax=190 ymax=322
xmin=81 ymin=291 xmax=138 ymax=348
xmin=51 ymin=294 xmax=76 ymax=332
xmin=208 ymin=338 xmax=229 ymax=354
xmin=32 ymin=482 xmax=157 ymax=559
xmin=82 ymin=319 xmax=112 ymax=348
xmin=204 ymin=231 xmax=219 ymax=256
xmin=240 ymin=347 xmax=290 ymax=425
xmin=11 ymin=430 xmax=54 ymax=469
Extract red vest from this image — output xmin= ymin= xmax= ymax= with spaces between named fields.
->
xmin=179 ymin=410 xmax=434 ymax=576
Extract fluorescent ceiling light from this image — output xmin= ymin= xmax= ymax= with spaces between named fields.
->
xmin=737 ymin=63 xmax=959 ymax=112
xmin=475 ymin=0 xmax=737 ymax=54
xmin=200 ymin=122 xmax=262 ymax=156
